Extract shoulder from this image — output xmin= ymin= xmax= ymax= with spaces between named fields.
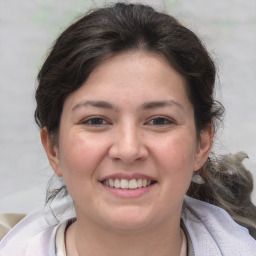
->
xmin=0 ymin=202 xmax=75 ymax=256
xmin=0 ymin=210 xmax=58 ymax=256
xmin=0 ymin=213 xmax=27 ymax=241
xmin=182 ymin=196 xmax=256 ymax=256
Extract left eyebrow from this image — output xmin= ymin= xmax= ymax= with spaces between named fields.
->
xmin=141 ymin=100 xmax=183 ymax=110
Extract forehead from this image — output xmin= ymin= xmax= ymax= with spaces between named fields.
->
xmin=63 ymin=51 xmax=191 ymax=111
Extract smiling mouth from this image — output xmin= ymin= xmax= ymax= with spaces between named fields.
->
xmin=101 ymin=178 xmax=156 ymax=190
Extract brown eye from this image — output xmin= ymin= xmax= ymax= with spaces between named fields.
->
xmin=147 ymin=117 xmax=174 ymax=126
xmin=82 ymin=117 xmax=109 ymax=126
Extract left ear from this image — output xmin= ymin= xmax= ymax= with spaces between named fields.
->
xmin=193 ymin=124 xmax=213 ymax=171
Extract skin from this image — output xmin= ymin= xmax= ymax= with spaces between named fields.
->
xmin=41 ymin=51 xmax=212 ymax=256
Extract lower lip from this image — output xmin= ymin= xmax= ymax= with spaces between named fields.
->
xmin=100 ymin=183 xmax=156 ymax=198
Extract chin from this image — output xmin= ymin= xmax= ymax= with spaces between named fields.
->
xmin=101 ymin=206 xmax=156 ymax=231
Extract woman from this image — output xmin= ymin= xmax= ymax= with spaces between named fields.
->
xmin=0 ymin=3 xmax=255 ymax=256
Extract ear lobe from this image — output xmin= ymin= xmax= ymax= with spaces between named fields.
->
xmin=40 ymin=128 xmax=63 ymax=177
xmin=193 ymin=124 xmax=213 ymax=171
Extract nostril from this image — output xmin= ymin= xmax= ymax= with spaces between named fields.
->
xmin=108 ymin=145 xmax=149 ymax=163
xmin=108 ymin=131 xmax=149 ymax=164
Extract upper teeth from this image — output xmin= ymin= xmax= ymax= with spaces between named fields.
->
xmin=102 ymin=178 xmax=152 ymax=189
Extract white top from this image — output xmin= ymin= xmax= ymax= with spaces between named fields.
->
xmin=54 ymin=221 xmax=188 ymax=256
xmin=55 ymin=221 xmax=67 ymax=256
xmin=180 ymin=228 xmax=187 ymax=256
xmin=1 ymin=196 xmax=255 ymax=256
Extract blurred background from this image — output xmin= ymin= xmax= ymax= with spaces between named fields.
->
xmin=0 ymin=0 xmax=255 ymax=213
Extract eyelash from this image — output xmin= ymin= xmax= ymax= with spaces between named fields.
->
xmin=81 ymin=117 xmax=110 ymax=126
xmin=81 ymin=116 xmax=174 ymax=127
xmin=146 ymin=116 xmax=174 ymax=126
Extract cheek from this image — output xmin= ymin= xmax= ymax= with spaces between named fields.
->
xmin=58 ymin=132 xmax=107 ymax=182
xmin=153 ymin=131 xmax=197 ymax=179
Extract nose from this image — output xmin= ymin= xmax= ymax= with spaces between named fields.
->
xmin=108 ymin=123 xmax=148 ymax=164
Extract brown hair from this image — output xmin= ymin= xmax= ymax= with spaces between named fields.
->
xmin=35 ymin=3 xmax=221 ymax=137
xmin=35 ymin=3 xmax=256 ymax=236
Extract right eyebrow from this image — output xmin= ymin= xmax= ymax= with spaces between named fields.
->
xmin=72 ymin=100 xmax=116 ymax=112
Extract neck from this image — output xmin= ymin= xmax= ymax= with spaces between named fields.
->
xmin=66 ymin=216 xmax=183 ymax=256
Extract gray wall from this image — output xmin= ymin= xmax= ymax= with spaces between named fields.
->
xmin=0 ymin=0 xmax=255 ymax=212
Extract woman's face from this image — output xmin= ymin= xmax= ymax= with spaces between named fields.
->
xmin=43 ymin=51 xmax=212 ymax=231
